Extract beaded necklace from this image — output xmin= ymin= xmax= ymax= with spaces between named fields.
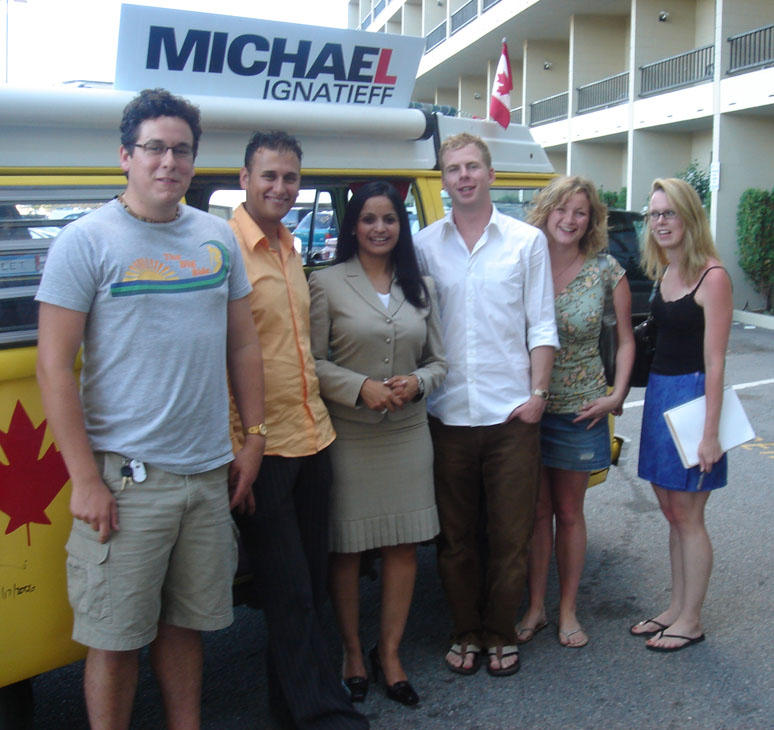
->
xmin=118 ymin=194 xmax=180 ymax=223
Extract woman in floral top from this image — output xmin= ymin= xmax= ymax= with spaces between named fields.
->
xmin=516 ymin=177 xmax=634 ymax=648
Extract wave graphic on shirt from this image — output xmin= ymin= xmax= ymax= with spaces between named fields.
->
xmin=110 ymin=241 xmax=229 ymax=297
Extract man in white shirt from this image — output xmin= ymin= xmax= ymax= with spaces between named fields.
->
xmin=414 ymin=132 xmax=558 ymax=677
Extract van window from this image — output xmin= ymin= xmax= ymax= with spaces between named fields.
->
xmin=0 ymin=189 xmax=119 ymax=347
xmin=404 ymin=188 xmax=421 ymax=235
xmin=207 ymin=185 xmax=344 ymax=267
xmin=439 ymin=187 xmax=539 ymax=222
xmin=292 ymin=191 xmax=338 ymax=264
xmin=207 ymin=178 xmax=424 ymax=267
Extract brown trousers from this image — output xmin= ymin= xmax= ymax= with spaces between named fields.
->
xmin=429 ymin=416 xmax=541 ymax=647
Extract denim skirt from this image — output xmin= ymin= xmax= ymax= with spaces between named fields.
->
xmin=540 ymin=411 xmax=611 ymax=472
xmin=638 ymin=371 xmax=727 ymax=491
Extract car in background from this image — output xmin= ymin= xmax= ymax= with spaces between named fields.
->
xmin=293 ymin=209 xmax=338 ymax=263
xmin=281 ymin=206 xmax=312 ymax=233
xmin=607 ymin=209 xmax=651 ymax=320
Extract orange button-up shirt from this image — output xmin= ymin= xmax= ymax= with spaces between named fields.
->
xmin=228 ymin=203 xmax=335 ymax=457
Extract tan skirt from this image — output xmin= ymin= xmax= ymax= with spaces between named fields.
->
xmin=327 ymin=416 xmax=440 ymax=553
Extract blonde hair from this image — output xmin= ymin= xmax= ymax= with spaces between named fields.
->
xmin=641 ymin=177 xmax=720 ymax=282
xmin=527 ymin=176 xmax=608 ymax=256
xmin=438 ymin=132 xmax=492 ymax=171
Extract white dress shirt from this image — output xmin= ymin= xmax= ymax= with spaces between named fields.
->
xmin=414 ymin=205 xmax=558 ymax=426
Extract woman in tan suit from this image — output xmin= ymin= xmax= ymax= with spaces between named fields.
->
xmin=309 ymin=181 xmax=446 ymax=707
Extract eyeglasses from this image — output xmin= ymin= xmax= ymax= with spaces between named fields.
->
xmin=133 ymin=141 xmax=195 ymax=161
xmin=648 ymin=209 xmax=678 ymax=222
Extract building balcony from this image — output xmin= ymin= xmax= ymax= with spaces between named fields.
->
xmin=577 ymin=71 xmax=629 ymax=114
xmin=451 ymin=0 xmax=477 ymax=35
xmin=640 ymin=45 xmax=714 ymax=97
xmin=421 ymin=0 xmax=502 ymax=54
xmin=728 ymin=23 xmax=774 ymax=75
xmin=510 ymin=106 xmax=523 ymax=125
xmin=425 ymin=20 xmax=447 ymax=52
xmin=529 ymin=92 xmax=568 ymax=126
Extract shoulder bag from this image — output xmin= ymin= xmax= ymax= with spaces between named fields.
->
xmin=629 ymin=280 xmax=659 ymax=388
xmin=597 ymin=254 xmax=617 ymax=387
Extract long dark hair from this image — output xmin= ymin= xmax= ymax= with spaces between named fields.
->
xmin=336 ymin=181 xmax=429 ymax=309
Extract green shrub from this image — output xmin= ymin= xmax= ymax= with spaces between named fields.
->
xmin=737 ymin=187 xmax=774 ymax=312
xmin=675 ymin=160 xmax=711 ymax=210
xmin=598 ymin=186 xmax=627 ymax=210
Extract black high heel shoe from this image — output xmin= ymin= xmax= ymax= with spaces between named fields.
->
xmin=368 ymin=644 xmax=419 ymax=706
xmin=343 ymin=675 xmax=368 ymax=703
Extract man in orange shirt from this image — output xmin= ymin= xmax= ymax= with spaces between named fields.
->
xmin=229 ymin=131 xmax=368 ymax=730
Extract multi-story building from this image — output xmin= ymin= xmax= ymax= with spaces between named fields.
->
xmin=350 ymin=0 xmax=774 ymax=309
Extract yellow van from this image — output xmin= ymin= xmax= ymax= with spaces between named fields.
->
xmin=0 ymin=84 xmax=568 ymax=715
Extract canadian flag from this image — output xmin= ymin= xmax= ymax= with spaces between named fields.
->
xmin=489 ymin=40 xmax=513 ymax=129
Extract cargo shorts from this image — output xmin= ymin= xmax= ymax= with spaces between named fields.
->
xmin=65 ymin=451 xmax=238 ymax=651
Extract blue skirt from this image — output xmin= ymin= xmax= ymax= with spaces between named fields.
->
xmin=540 ymin=411 xmax=611 ymax=472
xmin=638 ymin=371 xmax=727 ymax=491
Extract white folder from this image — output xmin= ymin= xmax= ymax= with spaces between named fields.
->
xmin=663 ymin=386 xmax=755 ymax=469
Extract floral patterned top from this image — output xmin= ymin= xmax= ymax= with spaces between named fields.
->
xmin=547 ymin=254 xmax=624 ymax=414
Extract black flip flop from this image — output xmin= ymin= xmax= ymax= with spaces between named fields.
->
xmin=646 ymin=633 xmax=706 ymax=653
xmin=630 ymin=618 xmax=668 ymax=637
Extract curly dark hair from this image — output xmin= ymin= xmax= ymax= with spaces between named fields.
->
xmin=335 ymin=181 xmax=428 ymax=309
xmin=120 ymin=88 xmax=202 ymax=157
xmin=244 ymin=130 xmax=303 ymax=169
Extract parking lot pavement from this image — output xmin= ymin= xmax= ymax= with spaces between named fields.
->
xmin=30 ymin=322 xmax=774 ymax=729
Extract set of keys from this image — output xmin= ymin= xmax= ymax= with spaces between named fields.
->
xmin=120 ymin=458 xmax=147 ymax=490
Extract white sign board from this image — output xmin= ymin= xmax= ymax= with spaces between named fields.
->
xmin=710 ymin=161 xmax=720 ymax=192
xmin=115 ymin=4 xmax=424 ymax=108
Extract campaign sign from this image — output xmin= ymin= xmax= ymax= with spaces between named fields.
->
xmin=115 ymin=4 xmax=424 ymax=107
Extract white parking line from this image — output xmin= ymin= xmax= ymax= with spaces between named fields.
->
xmin=623 ymin=377 xmax=774 ymax=410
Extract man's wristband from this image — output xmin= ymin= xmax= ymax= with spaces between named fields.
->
xmin=531 ymin=388 xmax=549 ymax=401
xmin=245 ymin=423 xmax=268 ymax=437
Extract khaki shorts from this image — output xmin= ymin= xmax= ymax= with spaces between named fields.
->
xmin=66 ymin=452 xmax=238 ymax=651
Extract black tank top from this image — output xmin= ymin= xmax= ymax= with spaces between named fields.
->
xmin=651 ymin=266 xmax=724 ymax=375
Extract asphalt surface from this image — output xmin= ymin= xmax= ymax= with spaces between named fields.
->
xmin=27 ymin=321 xmax=774 ymax=729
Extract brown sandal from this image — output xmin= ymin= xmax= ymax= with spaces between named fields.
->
xmin=445 ymin=642 xmax=481 ymax=675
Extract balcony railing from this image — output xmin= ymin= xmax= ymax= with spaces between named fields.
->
xmin=425 ymin=20 xmax=447 ymax=52
xmin=483 ymin=0 xmax=502 ymax=10
xmin=360 ymin=12 xmax=372 ymax=30
xmin=577 ymin=71 xmax=629 ymax=114
xmin=510 ymin=107 xmax=523 ymax=125
xmin=529 ymin=92 xmax=568 ymax=126
xmin=451 ymin=0 xmax=477 ymax=35
xmin=410 ymin=101 xmax=458 ymax=117
xmin=728 ymin=23 xmax=774 ymax=74
xmin=640 ymin=45 xmax=714 ymax=96
xmin=374 ymin=0 xmax=385 ymax=17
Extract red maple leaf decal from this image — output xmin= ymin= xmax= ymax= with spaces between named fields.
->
xmin=0 ymin=401 xmax=70 ymax=546
xmin=496 ymin=71 xmax=512 ymax=97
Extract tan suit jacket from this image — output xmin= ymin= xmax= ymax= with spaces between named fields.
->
xmin=309 ymin=257 xmax=447 ymax=425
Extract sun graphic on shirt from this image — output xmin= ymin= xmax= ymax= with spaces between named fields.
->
xmin=122 ymin=258 xmax=178 ymax=281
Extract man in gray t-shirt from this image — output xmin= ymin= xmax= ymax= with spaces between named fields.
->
xmin=36 ymin=89 xmax=266 ymax=729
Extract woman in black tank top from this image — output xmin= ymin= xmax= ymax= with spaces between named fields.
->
xmin=629 ymin=178 xmax=733 ymax=653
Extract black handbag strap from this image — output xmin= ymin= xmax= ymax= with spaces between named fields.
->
xmin=597 ymin=254 xmax=616 ymax=324
xmin=647 ymin=277 xmax=660 ymax=307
